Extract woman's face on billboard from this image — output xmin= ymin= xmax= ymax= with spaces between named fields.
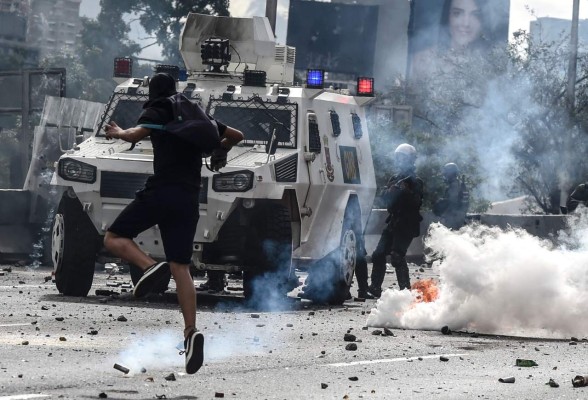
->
xmin=449 ymin=0 xmax=482 ymax=48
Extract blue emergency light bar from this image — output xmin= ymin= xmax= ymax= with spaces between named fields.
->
xmin=306 ymin=69 xmax=325 ymax=89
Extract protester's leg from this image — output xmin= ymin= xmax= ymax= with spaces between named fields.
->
xmin=104 ymin=232 xmax=155 ymax=270
xmin=170 ymin=262 xmax=196 ymax=337
xmin=104 ymin=187 xmax=159 ymax=271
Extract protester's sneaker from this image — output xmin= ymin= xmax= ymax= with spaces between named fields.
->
xmin=184 ymin=330 xmax=204 ymax=374
xmin=133 ymin=262 xmax=170 ymax=298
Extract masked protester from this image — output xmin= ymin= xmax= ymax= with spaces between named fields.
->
xmin=102 ymin=73 xmax=244 ymax=374
xmin=566 ymin=183 xmax=588 ymax=213
xmin=364 ymin=144 xmax=424 ymax=298
xmin=433 ymin=162 xmax=469 ymax=229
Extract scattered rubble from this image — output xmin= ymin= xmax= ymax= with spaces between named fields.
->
xmin=98 ymin=393 xmax=107 ymax=398
xmin=343 ymin=333 xmax=356 ymax=342
xmin=499 ymin=377 xmax=515 ymax=383
xmin=250 ymin=314 xmax=260 ymax=318
xmin=117 ymin=315 xmax=128 ymax=322
xmin=546 ymin=378 xmax=559 ymax=388
xmin=441 ymin=326 xmax=452 ymax=335
xmin=371 ymin=330 xmax=382 ymax=336
xmin=164 ymin=373 xmax=176 ymax=381
xmin=345 ymin=343 xmax=357 ymax=351
xmin=383 ymin=328 xmax=394 ymax=336
xmin=321 ymin=383 xmax=328 ymax=389
xmin=348 ymin=376 xmax=358 ymax=381
xmin=214 ymin=392 xmax=224 ymax=398
xmin=515 ymin=359 xmax=538 ymax=367
xmin=439 ymin=356 xmax=449 ymax=362
xmin=572 ymin=375 xmax=588 ymax=387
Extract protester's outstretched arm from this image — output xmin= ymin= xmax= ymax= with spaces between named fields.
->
xmin=220 ymin=126 xmax=244 ymax=150
xmin=104 ymin=122 xmax=150 ymax=143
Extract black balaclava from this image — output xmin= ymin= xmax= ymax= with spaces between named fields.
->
xmin=148 ymin=73 xmax=177 ymax=100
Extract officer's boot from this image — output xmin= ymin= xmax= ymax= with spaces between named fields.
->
xmin=391 ymin=252 xmax=411 ymax=290
xmin=368 ymin=252 xmax=386 ymax=298
xmin=354 ymin=250 xmax=373 ymax=299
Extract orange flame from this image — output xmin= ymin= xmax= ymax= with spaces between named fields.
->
xmin=411 ymin=279 xmax=439 ymax=303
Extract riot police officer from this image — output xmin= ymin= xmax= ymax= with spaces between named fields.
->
xmin=433 ymin=162 xmax=469 ymax=229
xmin=366 ymin=143 xmax=424 ymax=297
xmin=566 ymin=182 xmax=588 ymax=212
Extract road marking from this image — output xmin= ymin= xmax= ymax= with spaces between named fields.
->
xmin=327 ymin=353 xmax=468 ymax=367
xmin=0 ymin=323 xmax=33 ymax=328
xmin=0 ymin=395 xmax=51 ymax=400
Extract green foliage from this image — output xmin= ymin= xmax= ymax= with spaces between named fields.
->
xmin=505 ymin=30 xmax=588 ymax=214
xmin=124 ymin=0 xmax=230 ymax=65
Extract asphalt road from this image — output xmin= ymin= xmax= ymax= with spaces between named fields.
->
xmin=0 ymin=263 xmax=586 ymax=400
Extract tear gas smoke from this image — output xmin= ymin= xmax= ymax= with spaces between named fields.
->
xmin=367 ymin=208 xmax=588 ymax=338
xmin=116 ymin=325 xmax=282 ymax=373
xmin=116 ymin=331 xmax=182 ymax=374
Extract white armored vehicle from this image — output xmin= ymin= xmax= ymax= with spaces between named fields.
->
xmin=51 ymin=13 xmax=377 ymax=304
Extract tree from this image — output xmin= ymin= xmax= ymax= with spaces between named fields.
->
xmin=391 ymin=28 xmax=588 ymax=215
xmin=504 ymin=30 xmax=588 ymax=214
xmin=126 ymin=0 xmax=230 ymax=65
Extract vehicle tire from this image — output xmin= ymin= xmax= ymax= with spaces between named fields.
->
xmin=129 ymin=263 xmax=171 ymax=294
xmin=303 ymin=204 xmax=362 ymax=305
xmin=52 ymin=192 xmax=102 ymax=296
xmin=243 ymin=203 xmax=296 ymax=302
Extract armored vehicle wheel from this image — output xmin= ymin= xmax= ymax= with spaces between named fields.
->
xmin=129 ymin=263 xmax=171 ymax=294
xmin=52 ymin=192 xmax=101 ymax=296
xmin=243 ymin=203 xmax=296 ymax=302
xmin=303 ymin=205 xmax=362 ymax=305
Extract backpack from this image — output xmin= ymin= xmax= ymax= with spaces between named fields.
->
xmin=138 ymin=93 xmax=221 ymax=155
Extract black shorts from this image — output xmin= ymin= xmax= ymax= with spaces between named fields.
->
xmin=108 ymin=184 xmax=199 ymax=264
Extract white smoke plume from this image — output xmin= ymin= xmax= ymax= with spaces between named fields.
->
xmin=116 ymin=331 xmax=182 ymax=374
xmin=115 ymin=325 xmax=281 ymax=374
xmin=367 ymin=208 xmax=588 ymax=338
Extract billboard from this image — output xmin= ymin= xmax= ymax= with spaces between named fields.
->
xmin=287 ymin=0 xmax=379 ymax=76
xmin=407 ymin=0 xmax=510 ymax=81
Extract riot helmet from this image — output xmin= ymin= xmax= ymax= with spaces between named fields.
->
xmin=394 ymin=143 xmax=417 ymax=172
xmin=442 ymin=162 xmax=459 ymax=182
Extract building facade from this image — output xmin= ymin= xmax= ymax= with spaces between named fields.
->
xmin=28 ymin=0 xmax=82 ymax=59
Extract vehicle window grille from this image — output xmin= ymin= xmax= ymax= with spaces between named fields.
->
xmin=275 ymin=155 xmax=298 ymax=182
xmin=100 ymin=171 xmax=149 ymax=198
xmin=308 ymin=115 xmax=321 ymax=153
xmin=96 ymin=92 xmax=203 ymax=137
xmin=96 ymin=91 xmax=149 ymax=137
xmin=207 ymin=96 xmax=297 ymax=149
xmin=351 ymin=113 xmax=363 ymax=139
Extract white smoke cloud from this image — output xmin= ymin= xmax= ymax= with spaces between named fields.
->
xmin=367 ymin=209 xmax=588 ymax=338
xmin=116 ymin=331 xmax=183 ymax=374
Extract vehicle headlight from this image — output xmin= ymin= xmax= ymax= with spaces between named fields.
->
xmin=212 ymin=170 xmax=254 ymax=192
xmin=58 ymin=158 xmax=97 ymax=184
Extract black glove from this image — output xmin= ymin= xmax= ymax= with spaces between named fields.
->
xmin=210 ymin=148 xmax=228 ymax=172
